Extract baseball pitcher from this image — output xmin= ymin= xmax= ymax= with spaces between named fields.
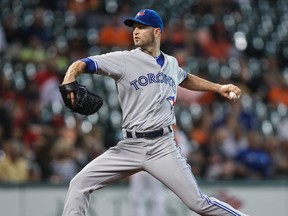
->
xmin=59 ymin=9 xmax=249 ymax=216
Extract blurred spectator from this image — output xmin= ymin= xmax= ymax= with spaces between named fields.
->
xmin=67 ymin=0 xmax=102 ymax=14
xmin=49 ymin=126 xmax=79 ymax=183
xmin=161 ymin=18 xmax=186 ymax=54
xmin=234 ymin=130 xmax=273 ymax=179
xmin=273 ymin=140 xmax=288 ymax=178
xmin=24 ymin=7 xmax=54 ymax=44
xmin=189 ymin=109 xmax=213 ymax=148
xmin=204 ymin=126 xmax=236 ymax=180
xmin=277 ymin=117 xmax=288 ymax=141
xmin=49 ymin=127 xmax=79 ymax=183
xmin=263 ymin=135 xmax=283 ymax=178
xmin=33 ymin=125 xmax=59 ymax=180
xmin=19 ymin=37 xmax=46 ymax=62
xmin=267 ymin=78 xmax=288 ymax=106
xmin=0 ymin=139 xmax=30 ymax=182
xmin=49 ymin=142 xmax=79 ymax=183
xmin=205 ymin=152 xmax=224 ymax=180
xmin=74 ymin=125 xmax=106 ymax=168
xmin=173 ymin=124 xmax=194 ymax=157
xmin=2 ymin=12 xmax=25 ymax=44
xmin=197 ymin=22 xmax=235 ymax=62
xmin=98 ymin=12 xmax=133 ymax=48
xmin=205 ymin=152 xmax=236 ymax=180
xmin=187 ymin=149 xmax=206 ymax=178
xmin=220 ymin=114 xmax=248 ymax=159
xmin=221 ymin=125 xmax=248 ymax=159
xmin=33 ymin=60 xmax=62 ymax=106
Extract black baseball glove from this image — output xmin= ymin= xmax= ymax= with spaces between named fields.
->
xmin=59 ymin=81 xmax=103 ymax=115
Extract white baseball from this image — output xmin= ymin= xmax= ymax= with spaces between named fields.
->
xmin=229 ymin=91 xmax=239 ymax=99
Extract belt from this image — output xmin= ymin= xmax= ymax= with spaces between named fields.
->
xmin=125 ymin=126 xmax=172 ymax=139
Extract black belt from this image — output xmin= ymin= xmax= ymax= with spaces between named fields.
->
xmin=126 ymin=126 xmax=172 ymax=139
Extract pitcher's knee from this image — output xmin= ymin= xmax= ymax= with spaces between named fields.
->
xmin=69 ymin=173 xmax=87 ymax=190
xmin=69 ymin=172 xmax=103 ymax=194
xmin=69 ymin=174 xmax=79 ymax=186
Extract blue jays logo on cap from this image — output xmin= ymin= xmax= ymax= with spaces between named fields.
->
xmin=137 ymin=11 xmax=145 ymax=16
xmin=124 ymin=9 xmax=163 ymax=32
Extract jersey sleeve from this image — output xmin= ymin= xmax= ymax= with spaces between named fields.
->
xmin=84 ymin=51 xmax=125 ymax=80
xmin=177 ymin=67 xmax=188 ymax=85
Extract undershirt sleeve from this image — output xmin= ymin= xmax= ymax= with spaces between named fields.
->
xmin=80 ymin=57 xmax=98 ymax=73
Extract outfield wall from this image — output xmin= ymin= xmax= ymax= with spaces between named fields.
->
xmin=0 ymin=181 xmax=287 ymax=216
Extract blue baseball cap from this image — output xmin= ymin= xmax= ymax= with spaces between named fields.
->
xmin=124 ymin=9 xmax=163 ymax=32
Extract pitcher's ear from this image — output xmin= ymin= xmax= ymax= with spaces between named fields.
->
xmin=154 ymin=27 xmax=161 ymax=36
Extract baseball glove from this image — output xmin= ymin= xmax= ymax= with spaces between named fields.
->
xmin=59 ymin=81 xmax=103 ymax=115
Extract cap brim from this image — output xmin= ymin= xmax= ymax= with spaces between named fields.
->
xmin=124 ymin=18 xmax=149 ymax=28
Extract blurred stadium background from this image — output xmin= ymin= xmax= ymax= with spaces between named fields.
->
xmin=0 ymin=0 xmax=288 ymax=215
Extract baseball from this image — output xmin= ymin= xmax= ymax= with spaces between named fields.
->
xmin=229 ymin=91 xmax=239 ymax=99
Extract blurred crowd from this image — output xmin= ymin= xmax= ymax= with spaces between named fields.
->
xmin=0 ymin=0 xmax=288 ymax=184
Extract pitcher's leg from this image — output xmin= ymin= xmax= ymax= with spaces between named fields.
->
xmin=62 ymin=144 xmax=143 ymax=216
xmin=145 ymin=147 xmax=249 ymax=216
xmin=146 ymin=172 xmax=165 ymax=216
xmin=129 ymin=172 xmax=147 ymax=216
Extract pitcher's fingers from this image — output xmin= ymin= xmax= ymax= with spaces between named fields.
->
xmin=69 ymin=92 xmax=75 ymax=107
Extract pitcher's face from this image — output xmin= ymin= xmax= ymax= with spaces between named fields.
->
xmin=132 ymin=23 xmax=158 ymax=48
